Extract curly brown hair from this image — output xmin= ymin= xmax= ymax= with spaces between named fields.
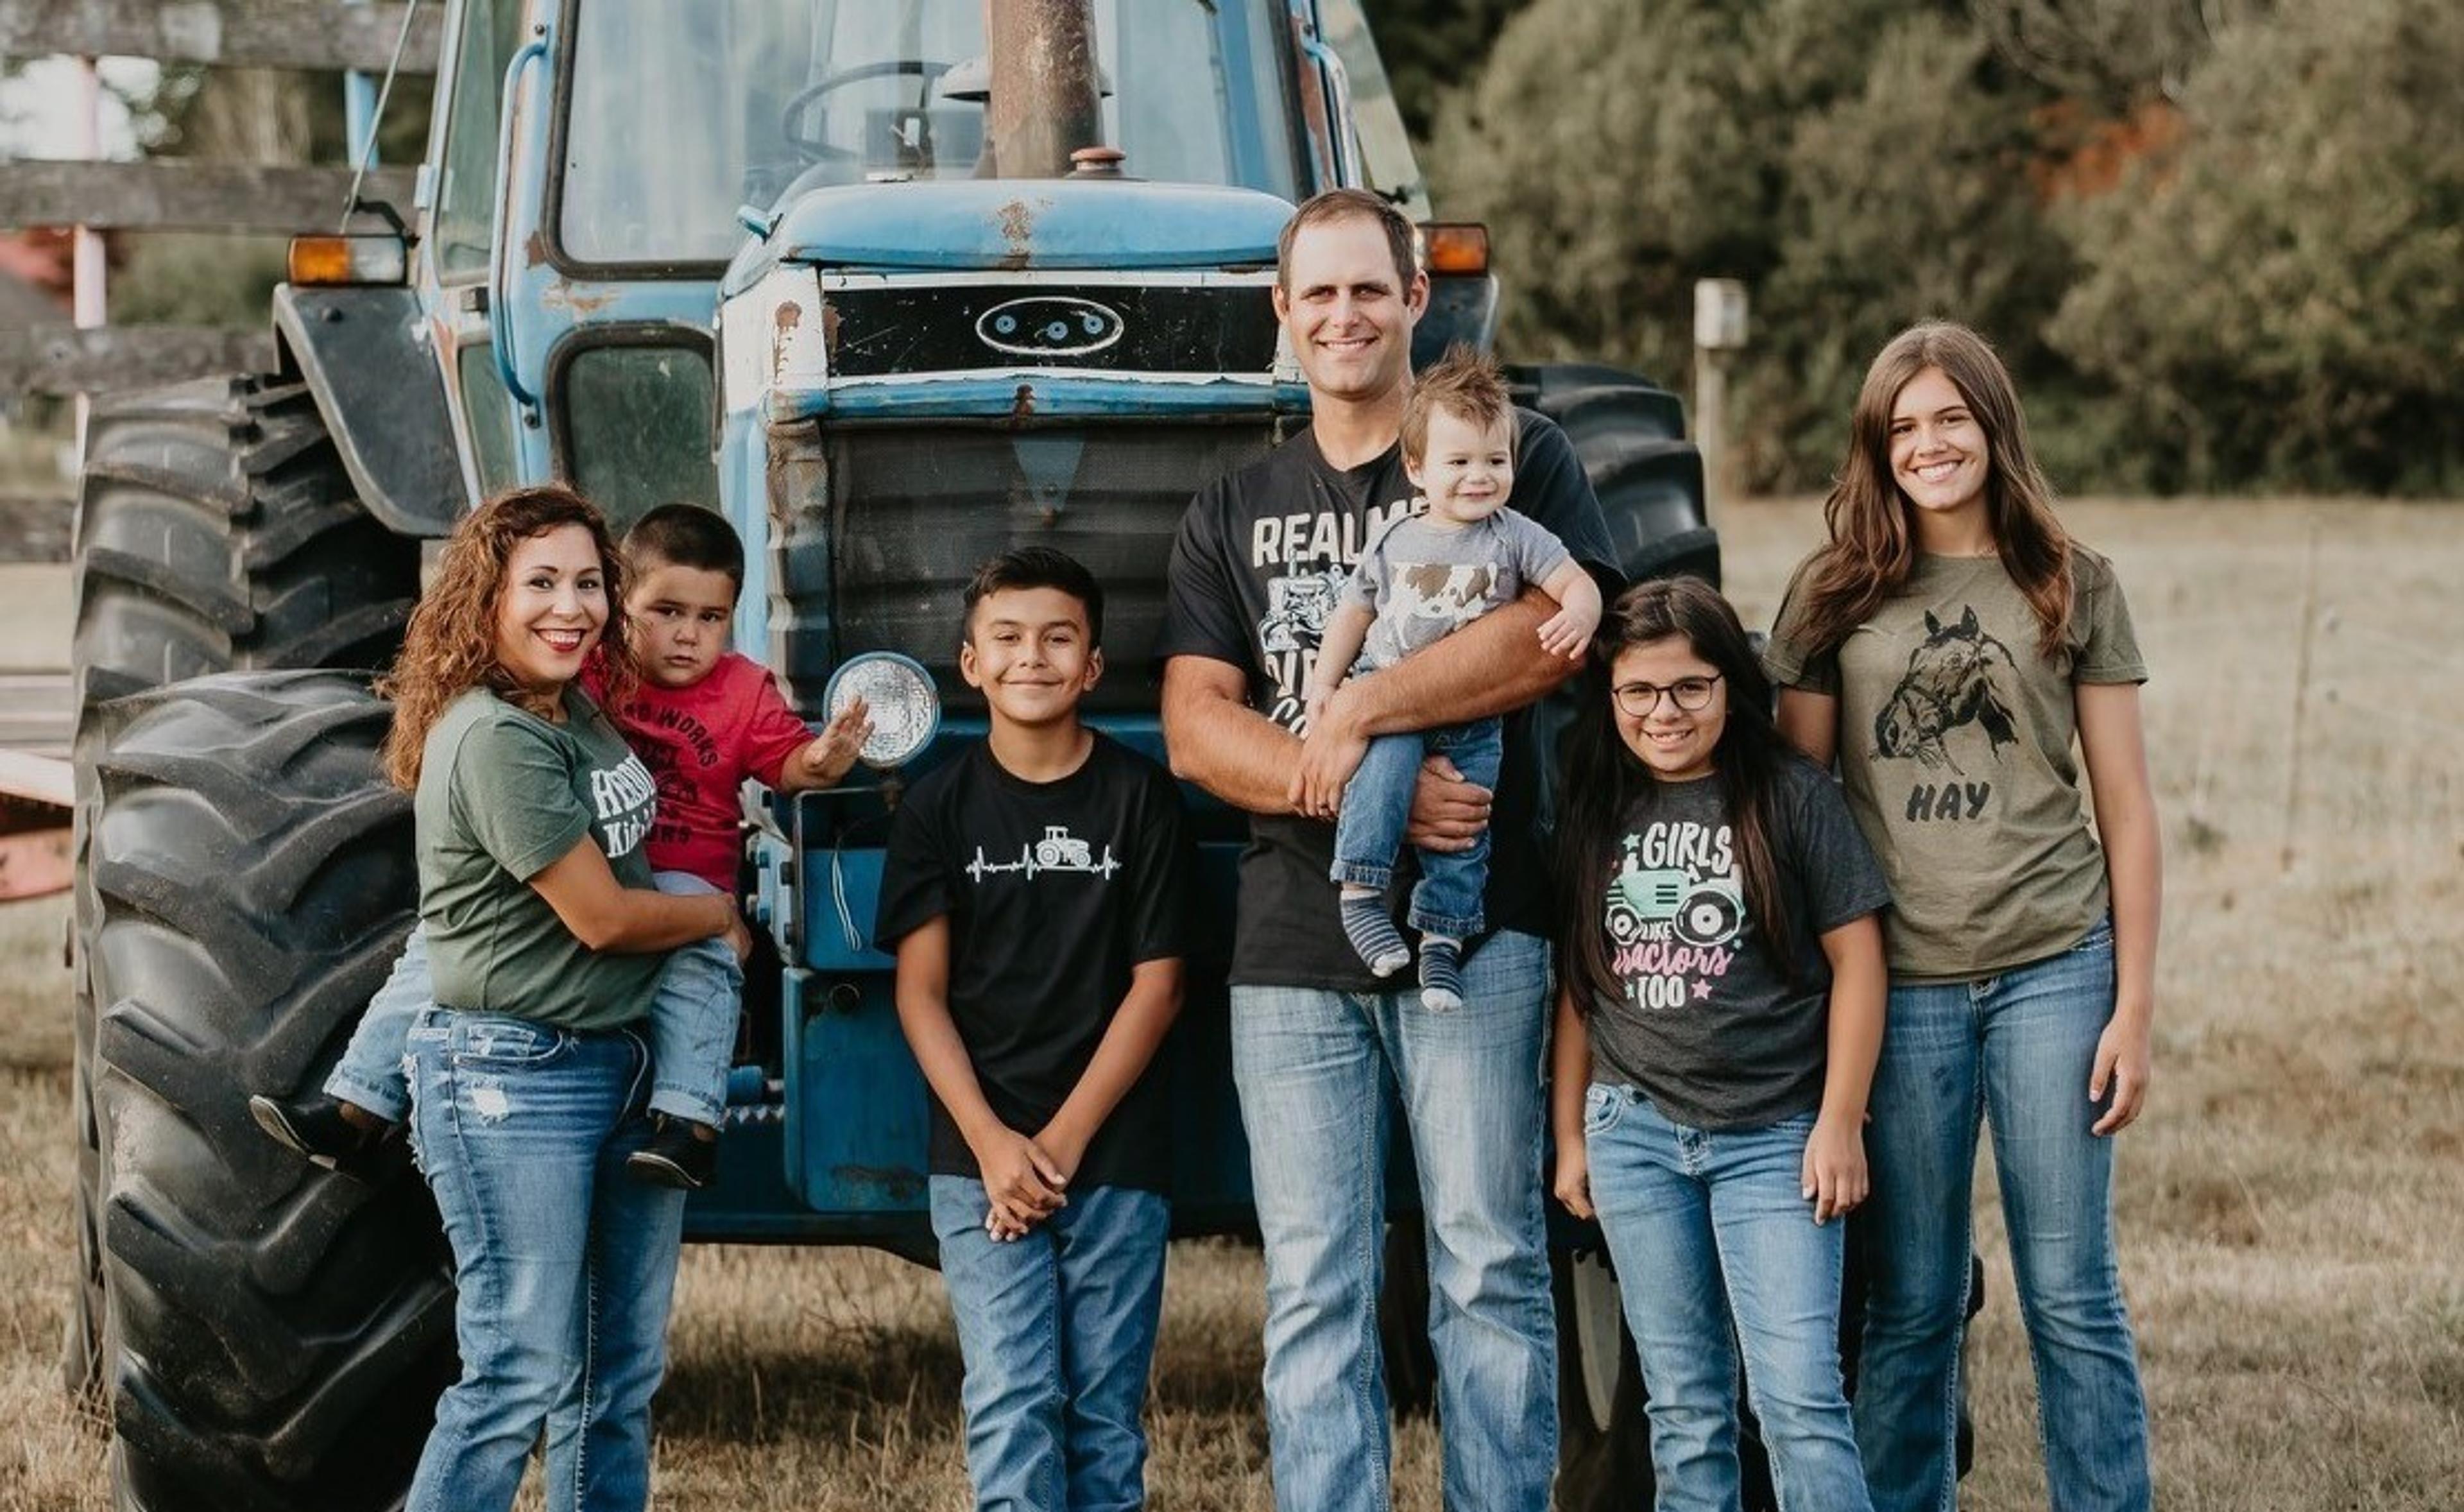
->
xmin=377 ymin=485 xmax=638 ymax=791
xmin=1790 ymin=322 xmax=2073 ymax=662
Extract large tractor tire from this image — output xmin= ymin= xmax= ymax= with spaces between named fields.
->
xmin=64 ymin=375 xmax=422 ymax=1399
xmin=1553 ymin=1248 xmax=1655 ymax=1508
xmin=1550 ymin=1244 xmax=1784 ymax=1511
xmin=85 ymin=672 xmax=452 ymax=1511
xmin=1378 ymin=1223 xmax=1438 ymax=1417
xmin=72 ymin=375 xmax=420 ymax=710
xmin=1510 ymin=362 xmax=1717 ymax=588
xmin=1553 ymin=1239 xmax=1985 ymax=1509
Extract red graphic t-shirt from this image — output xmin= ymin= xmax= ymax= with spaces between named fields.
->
xmin=583 ymin=653 xmax=811 ymax=889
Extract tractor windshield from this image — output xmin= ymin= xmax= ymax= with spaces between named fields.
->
xmin=558 ymin=0 xmax=1304 ymax=268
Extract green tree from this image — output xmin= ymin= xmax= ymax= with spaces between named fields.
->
xmin=2048 ymin=0 xmax=2464 ymax=492
xmin=1360 ymin=0 xmax=1530 ymax=142
xmin=1749 ymin=17 xmax=2072 ymax=486
xmin=1432 ymin=0 xmax=2065 ymax=489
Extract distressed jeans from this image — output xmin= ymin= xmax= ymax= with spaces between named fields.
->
xmin=329 ymin=871 xmax=742 ymax=1124
xmin=1230 ymin=928 xmax=1556 ymax=1512
xmin=1328 ymin=717 xmax=1503 ymax=940
xmin=1855 ymin=916 xmax=2152 ymax=1512
xmin=930 ymin=1176 xmax=1171 ymax=1512
xmin=404 ymin=1009 xmax=687 ymax=1512
xmin=1584 ymin=1088 xmax=1870 ymax=1512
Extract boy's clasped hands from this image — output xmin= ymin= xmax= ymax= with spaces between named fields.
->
xmin=973 ymin=1119 xmax=1088 ymax=1241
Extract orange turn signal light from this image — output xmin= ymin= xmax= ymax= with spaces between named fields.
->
xmin=287 ymin=234 xmax=409 ymax=287
xmin=1420 ymin=222 xmax=1491 ymax=276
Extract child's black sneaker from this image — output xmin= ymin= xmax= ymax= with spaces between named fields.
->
xmin=1419 ymin=935 xmax=1466 ymax=1012
xmin=1340 ymin=893 xmax=1411 ymax=977
xmin=625 ymin=1116 xmax=719 ymax=1190
xmin=248 ymin=1092 xmax=397 ymax=1183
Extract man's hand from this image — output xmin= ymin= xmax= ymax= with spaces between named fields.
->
xmin=1290 ymin=691 xmax=1369 ymax=820
xmin=798 ymin=698 xmax=872 ymax=787
xmin=721 ymin=909 xmax=753 ymax=965
xmin=1405 ymin=755 xmax=1492 ymax=854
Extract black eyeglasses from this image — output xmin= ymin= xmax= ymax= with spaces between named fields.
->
xmin=1613 ymin=673 xmax=1723 ymax=717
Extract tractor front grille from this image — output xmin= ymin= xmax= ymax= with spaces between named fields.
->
xmin=769 ymin=422 xmax=1280 ymax=716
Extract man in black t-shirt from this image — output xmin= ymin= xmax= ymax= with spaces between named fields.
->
xmin=1158 ymin=189 xmax=1617 ymax=1512
xmin=877 ymin=548 xmax=1193 ymax=1511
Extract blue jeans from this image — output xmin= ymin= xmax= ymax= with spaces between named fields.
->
xmin=1230 ymin=929 xmax=1555 ymax=1512
xmin=329 ymin=870 xmax=742 ymax=1125
xmin=404 ymin=1009 xmax=687 ymax=1512
xmin=930 ymin=1176 xmax=1170 ymax=1512
xmin=1584 ymin=1088 xmax=1870 ymax=1512
xmin=1328 ymin=717 xmax=1502 ymax=940
xmin=1856 ymin=917 xmax=2151 ymax=1512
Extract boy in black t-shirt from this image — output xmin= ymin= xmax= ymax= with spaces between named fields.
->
xmin=874 ymin=547 xmax=1192 ymax=1512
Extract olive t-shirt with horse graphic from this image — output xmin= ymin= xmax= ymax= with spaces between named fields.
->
xmin=1763 ymin=549 xmax=2146 ymax=982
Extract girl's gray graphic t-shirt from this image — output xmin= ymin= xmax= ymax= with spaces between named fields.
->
xmin=1763 ymin=549 xmax=2146 ymax=982
xmin=1586 ymin=759 xmax=1889 ymax=1130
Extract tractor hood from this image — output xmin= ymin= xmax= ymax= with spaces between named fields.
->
xmin=731 ymin=179 xmax=1294 ymax=288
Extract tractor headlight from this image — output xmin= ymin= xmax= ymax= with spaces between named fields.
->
xmin=825 ymin=652 xmax=941 ymax=769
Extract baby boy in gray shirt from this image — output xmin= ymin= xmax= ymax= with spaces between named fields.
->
xmin=1302 ymin=350 xmax=1601 ymax=1009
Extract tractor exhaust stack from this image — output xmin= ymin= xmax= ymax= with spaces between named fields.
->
xmin=986 ymin=0 xmax=1105 ymax=178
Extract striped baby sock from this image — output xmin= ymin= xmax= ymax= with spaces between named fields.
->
xmin=1340 ymin=889 xmax=1410 ymax=977
xmin=1419 ymin=934 xmax=1464 ymax=1011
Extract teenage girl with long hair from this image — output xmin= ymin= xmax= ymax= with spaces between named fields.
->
xmin=383 ymin=486 xmax=746 ymax=1512
xmin=1552 ymin=576 xmax=1890 ymax=1511
xmin=1765 ymin=321 xmax=2159 ymax=1512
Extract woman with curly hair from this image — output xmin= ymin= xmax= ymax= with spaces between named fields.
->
xmin=1765 ymin=323 xmax=2157 ymax=1512
xmin=385 ymin=485 xmax=746 ymax=1512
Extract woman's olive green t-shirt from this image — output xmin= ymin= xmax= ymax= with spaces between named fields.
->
xmin=1763 ymin=549 xmax=2146 ymax=983
xmin=415 ymin=685 xmax=663 ymax=1029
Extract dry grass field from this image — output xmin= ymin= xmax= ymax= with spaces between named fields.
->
xmin=3 ymin=497 xmax=2459 ymax=1509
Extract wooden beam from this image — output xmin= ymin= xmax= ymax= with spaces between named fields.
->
xmin=0 ymin=0 xmax=441 ymax=73
xmin=0 ymin=159 xmax=420 ymax=232
xmin=0 ymin=324 xmax=275 ymax=395
xmin=0 ymin=746 xmax=72 ymax=807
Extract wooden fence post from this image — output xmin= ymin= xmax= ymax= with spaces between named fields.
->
xmin=1692 ymin=278 xmax=1749 ymax=515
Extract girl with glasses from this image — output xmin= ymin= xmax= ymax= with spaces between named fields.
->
xmin=1765 ymin=321 xmax=2158 ymax=1512
xmin=1550 ymin=575 xmax=1891 ymax=1511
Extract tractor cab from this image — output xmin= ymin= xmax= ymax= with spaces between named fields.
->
xmin=411 ymin=0 xmax=1427 ymax=534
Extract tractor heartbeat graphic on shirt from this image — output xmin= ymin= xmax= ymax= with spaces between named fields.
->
xmin=965 ymin=825 xmax=1123 ymax=884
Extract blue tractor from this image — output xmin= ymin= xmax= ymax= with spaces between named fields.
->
xmin=66 ymin=4 xmax=1714 ymax=1507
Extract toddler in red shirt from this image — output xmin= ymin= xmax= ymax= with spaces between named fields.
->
xmin=252 ymin=504 xmax=868 ymax=1189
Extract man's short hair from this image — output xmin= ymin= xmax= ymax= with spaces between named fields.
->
xmin=1401 ymin=345 xmax=1516 ymax=465
xmin=624 ymin=503 xmax=745 ymax=590
xmin=961 ymin=546 xmax=1105 ymax=648
xmin=1276 ymin=187 xmax=1417 ymax=293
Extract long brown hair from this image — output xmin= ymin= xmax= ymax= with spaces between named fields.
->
xmin=1790 ymin=322 xmax=2073 ymax=661
xmin=1556 ymin=578 xmax=1801 ymax=1011
xmin=377 ymin=485 xmax=637 ymax=790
